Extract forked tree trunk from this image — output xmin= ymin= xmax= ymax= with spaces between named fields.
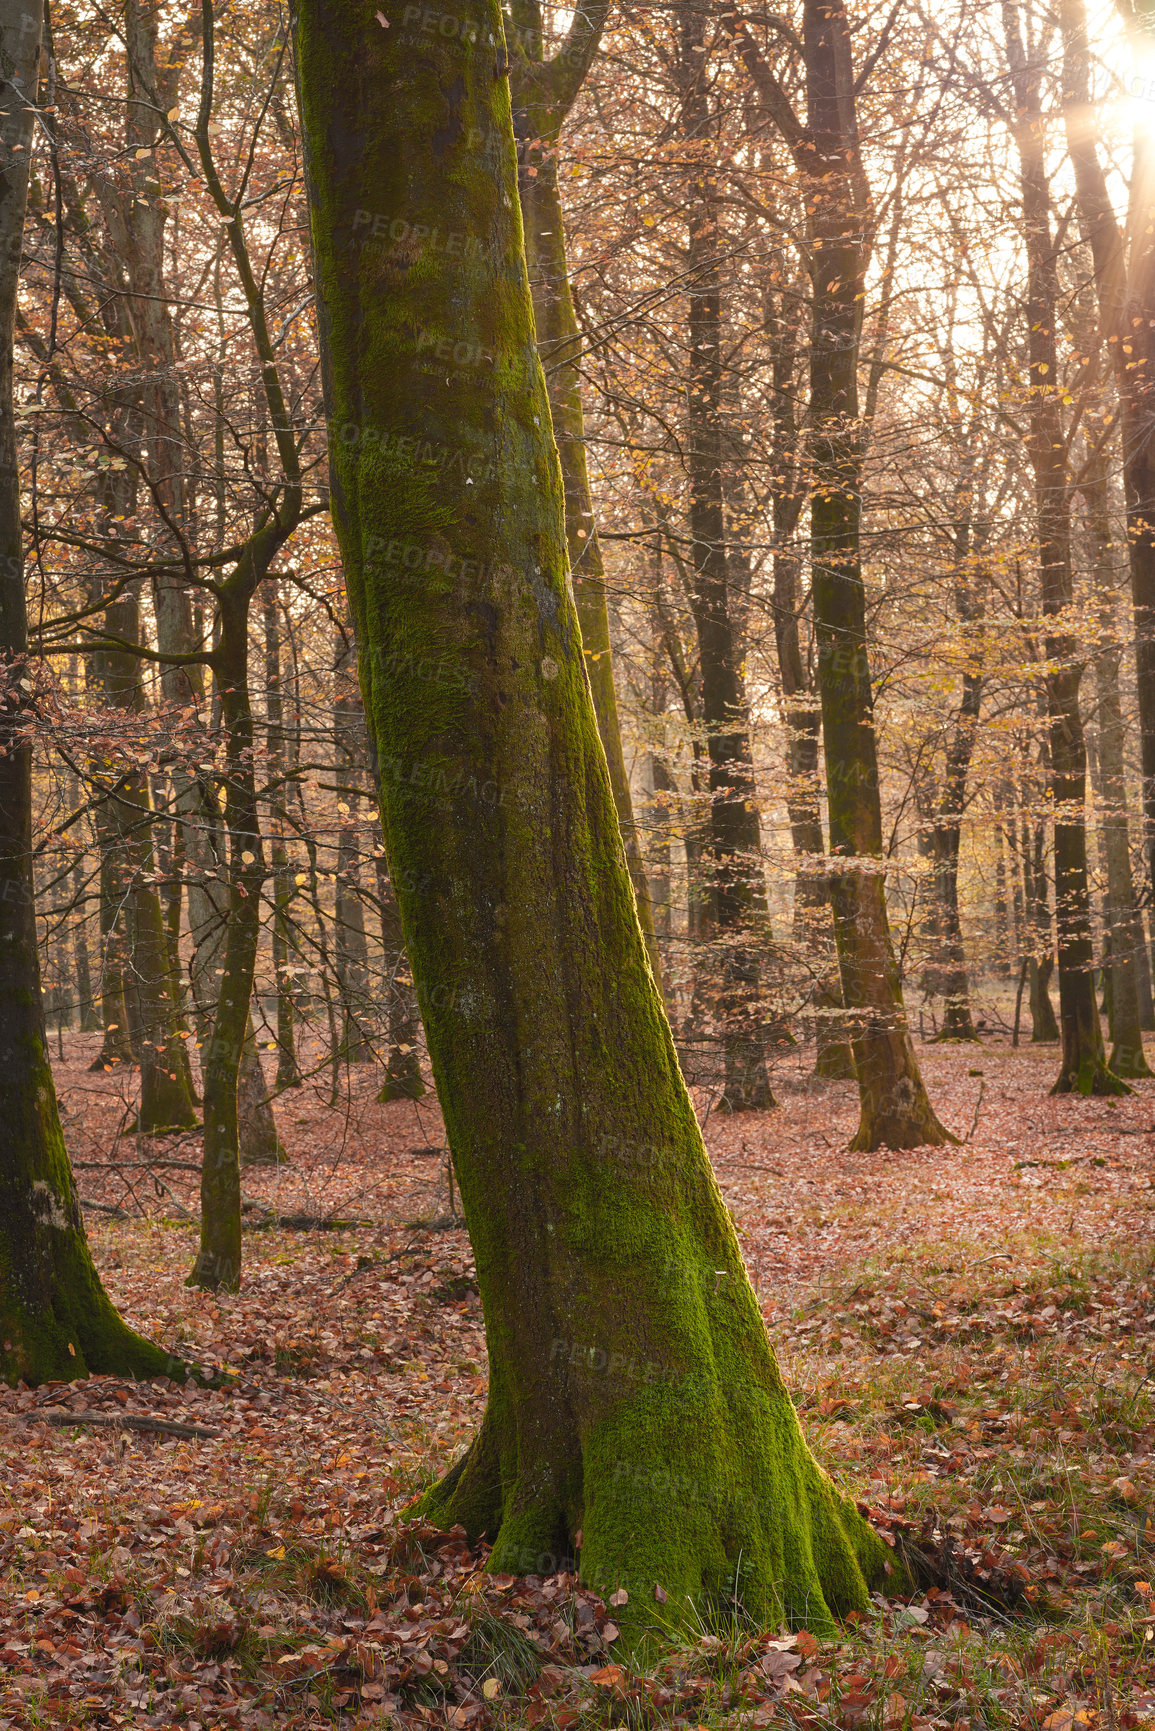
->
xmin=509 ymin=4 xmax=663 ymax=995
xmin=728 ymin=0 xmax=950 ymax=1147
xmin=0 ymin=0 xmax=177 ymax=1385
xmin=295 ymin=0 xmax=894 ymax=1629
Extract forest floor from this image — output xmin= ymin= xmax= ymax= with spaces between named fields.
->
xmin=3 ymin=1033 xmax=1155 ymax=1731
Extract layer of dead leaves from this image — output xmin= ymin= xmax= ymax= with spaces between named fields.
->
xmin=1 ymin=1035 xmax=1154 ymax=1727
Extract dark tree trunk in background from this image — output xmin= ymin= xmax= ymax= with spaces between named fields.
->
xmin=0 ymin=0 xmax=178 ymax=1385
xmin=673 ymin=0 xmax=776 ymax=1111
xmin=296 ymin=0 xmax=893 ymax=1628
xmin=263 ymin=584 xmax=301 ymax=1088
xmin=927 ymin=467 xmax=983 ymax=1042
xmin=374 ymin=847 xmax=426 ymax=1102
xmin=729 ymin=0 xmax=951 ymax=1147
xmin=765 ymin=271 xmax=854 ymax=1080
xmin=1005 ymin=2 xmax=1125 ymax=1094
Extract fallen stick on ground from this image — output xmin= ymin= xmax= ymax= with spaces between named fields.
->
xmin=10 ymin=1408 xmax=219 ymax=1440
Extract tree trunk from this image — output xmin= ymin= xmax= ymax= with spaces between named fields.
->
xmin=1062 ymin=0 xmax=1155 ymax=923
xmin=509 ymin=7 xmax=663 ymax=995
xmin=729 ymin=0 xmax=950 ymax=1147
xmin=672 ymin=0 xmax=775 ymax=1111
xmin=928 ymin=487 xmax=982 ymax=1043
xmin=185 ymin=796 xmax=284 ymax=1165
xmin=1084 ymin=467 xmax=1151 ymax=1076
xmin=1004 ymin=2 xmax=1125 ymax=1095
xmin=263 ymin=584 xmax=301 ymax=1087
xmin=189 ymin=566 xmax=272 ymax=1289
xmin=374 ymin=847 xmax=426 ymax=1102
xmin=333 ymin=628 xmax=372 ymax=1061
xmin=0 ymin=0 xmax=177 ymax=1385
xmin=295 ymin=0 xmax=894 ymax=1627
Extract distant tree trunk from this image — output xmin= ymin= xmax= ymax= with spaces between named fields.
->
xmin=674 ymin=0 xmax=776 ymax=1111
xmin=928 ymin=490 xmax=983 ymax=1042
xmin=510 ymin=0 xmax=663 ymax=994
xmin=1005 ymin=2 xmax=1125 ymax=1094
xmin=729 ymin=0 xmax=951 ymax=1147
xmin=263 ymin=584 xmax=301 ymax=1087
xmin=374 ymin=847 xmax=426 ymax=1102
xmin=0 ymin=0 xmax=177 ymax=1385
xmin=189 ymin=557 xmax=278 ymax=1290
xmin=765 ymin=264 xmax=854 ymax=1080
xmin=333 ymin=628 xmax=372 ymax=1062
xmin=1062 ymin=0 xmax=1155 ymax=924
xmin=296 ymin=0 xmax=894 ymax=1625
xmin=1083 ymin=468 xmax=1151 ymax=1075
xmin=1022 ymin=807 xmax=1061 ymax=1043
xmin=86 ymin=583 xmax=198 ymax=1130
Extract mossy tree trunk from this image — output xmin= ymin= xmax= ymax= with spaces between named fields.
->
xmin=507 ymin=0 xmax=663 ymax=996
xmin=0 ymin=0 xmax=179 ymax=1386
xmin=728 ymin=0 xmax=951 ymax=1149
xmin=1003 ymin=4 xmax=1126 ymax=1096
xmin=294 ymin=0 xmax=895 ymax=1631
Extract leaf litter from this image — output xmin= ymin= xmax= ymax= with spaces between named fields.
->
xmin=2 ymin=1037 xmax=1155 ymax=1727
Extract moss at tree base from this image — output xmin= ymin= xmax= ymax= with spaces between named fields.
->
xmin=419 ymin=1369 xmax=902 ymax=1645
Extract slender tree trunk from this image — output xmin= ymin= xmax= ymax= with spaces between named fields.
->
xmin=0 ymin=0 xmax=177 ymax=1385
xmin=1062 ymin=0 xmax=1155 ymax=922
xmin=928 ymin=505 xmax=983 ymax=1042
xmin=295 ymin=0 xmax=893 ymax=1626
xmin=263 ymin=584 xmax=301 ymax=1087
xmin=673 ymin=0 xmax=775 ymax=1111
xmin=333 ymin=628 xmax=372 ymax=1062
xmin=374 ymin=845 xmax=426 ymax=1102
xmin=729 ymin=0 xmax=950 ymax=1147
xmin=1005 ymin=2 xmax=1125 ymax=1094
xmin=189 ymin=564 xmax=271 ymax=1289
xmin=1083 ymin=469 xmax=1151 ymax=1075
